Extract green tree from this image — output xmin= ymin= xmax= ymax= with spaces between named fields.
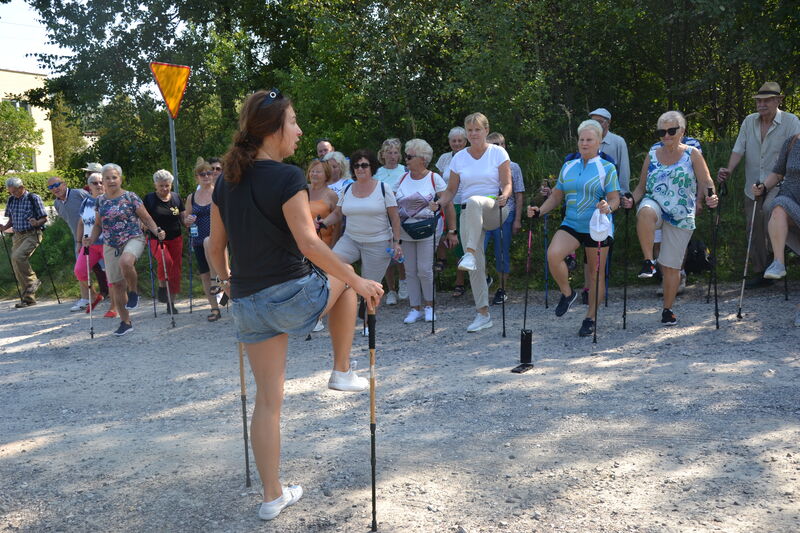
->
xmin=50 ymin=95 xmax=87 ymax=168
xmin=0 ymin=101 xmax=44 ymax=175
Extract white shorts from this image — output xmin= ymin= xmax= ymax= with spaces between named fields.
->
xmin=638 ymin=198 xmax=692 ymax=270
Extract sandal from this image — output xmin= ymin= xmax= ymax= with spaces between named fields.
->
xmin=452 ymin=285 xmax=466 ymax=297
xmin=434 ymin=259 xmax=446 ymax=272
xmin=207 ymin=308 xmax=222 ymax=322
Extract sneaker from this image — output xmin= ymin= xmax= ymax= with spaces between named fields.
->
xmin=70 ymin=298 xmax=90 ymax=312
xmin=125 ymin=291 xmax=139 ymax=310
xmin=15 ymin=300 xmax=36 ymax=308
xmin=258 ymin=485 xmax=303 ymax=520
xmin=492 ymin=288 xmax=507 ymax=305
xmin=466 ymin=312 xmax=493 ymax=332
xmin=638 ymin=259 xmax=657 ymax=278
xmin=764 ymin=260 xmax=787 ymax=279
xmin=745 ymin=274 xmax=774 ymax=289
xmin=104 ymin=309 xmax=117 ymax=319
xmin=86 ymin=294 xmax=104 ymax=313
xmin=403 ymin=308 xmax=423 ymax=323
xmin=565 ymin=254 xmax=578 ymax=272
xmin=114 ymin=321 xmax=133 ymax=336
xmin=397 ymin=279 xmax=409 ymax=299
xmin=457 ymin=252 xmax=477 ymax=271
xmin=581 ymin=289 xmax=589 ymax=305
xmin=555 ymin=290 xmax=578 ymax=317
xmin=661 ymin=308 xmax=677 ymax=326
xmin=385 ymin=290 xmax=398 ymax=306
xmin=578 ymin=318 xmax=594 ymax=337
xmin=328 ymin=368 xmax=368 ymax=391
xmin=313 ymin=319 xmax=325 ymax=332
xmin=424 ymin=306 xmax=435 ymax=322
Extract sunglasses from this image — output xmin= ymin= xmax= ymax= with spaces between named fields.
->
xmin=656 ymin=126 xmax=681 ymax=137
xmin=47 ymin=182 xmax=64 ymax=190
xmin=211 ymin=166 xmax=222 ymax=171
xmin=258 ymin=88 xmax=283 ymax=109
xmin=89 ymin=181 xmax=102 ymax=186
xmin=353 ymin=163 xmax=371 ymax=170
xmin=199 ymin=171 xmax=213 ymax=177
xmin=405 ymin=154 xmax=420 ymax=161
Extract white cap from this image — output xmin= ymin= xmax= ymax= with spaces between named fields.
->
xmin=589 ymin=209 xmax=613 ymax=242
xmin=588 ymin=108 xmax=611 ymax=121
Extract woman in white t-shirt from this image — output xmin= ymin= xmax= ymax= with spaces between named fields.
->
xmin=318 ymin=149 xmax=403 ymax=285
xmin=395 ymin=139 xmax=458 ymax=324
xmin=432 ymin=113 xmax=512 ymax=332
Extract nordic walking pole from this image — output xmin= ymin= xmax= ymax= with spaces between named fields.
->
xmin=707 ymin=182 xmax=726 ymax=304
xmin=84 ymin=237 xmax=94 ymax=339
xmin=513 ymin=202 xmax=536 ymax=373
xmin=367 ymin=306 xmax=378 ymax=532
xmin=707 ymin=187 xmax=721 ymax=329
xmin=622 ymin=193 xmax=632 ymax=329
xmin=237 ymin=342 xmax=252 ymax=487
xmin=1 ymin=233 xmax=24 ymax=303
xmin=498 ymin=197 xmax=506 ymax=338
xmin=593 ymin=238 xmax=602 ymax=344
xmin=737 ymin=182 xmax=761 ymax=319
xmin=147 ymin=234 xmax=157 ymax=317
xmin=159 ymin=240 xmax=176 ymax=328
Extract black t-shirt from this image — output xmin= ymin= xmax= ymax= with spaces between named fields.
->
xmin=212 ymin=160 xmax=311 ymax=299
xmin=143 ymin=192 xmax=184 ymax=240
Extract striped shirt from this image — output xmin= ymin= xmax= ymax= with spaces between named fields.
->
xmin=5 ymin=191 xmax=47 ymax=232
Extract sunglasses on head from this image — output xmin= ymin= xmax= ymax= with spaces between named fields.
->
xmin=353 ymin=163 xmax=371 ymax=169
xmin=656 ymin=126 xmax=681 ymax=137
xmin=258 ymin=88 xmax=283 ymax=109
xmin=47 ymin=182 xmax=64 ymax=190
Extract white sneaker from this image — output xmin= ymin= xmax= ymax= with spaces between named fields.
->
xmin=458 ymin=252 xmax=477 ymax=271
xmin=328 ymin=367 xmax=368 ymax=391
xmin=313 ymin=319 xmax=325 ymax=332
xmin=403 ymin=308 xmax=422 ymax=323
xmin=466 ymin=312 xmax=493 ymax=332
xmin=397 ymin=279 xmax=409 ymax=299
xmin=70 ymin=299 xmax=89 ymax=312
xmin=258 ymin=485 xmax=303 ymax=520
xmin=764 ymin=260 xmax=787 ymax=279
xmin=386 ymin=290 xmax=398 ymax=305
xmin=424 ymin=306 xmax=435 ymax=322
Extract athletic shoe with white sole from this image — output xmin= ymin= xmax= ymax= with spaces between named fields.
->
xmin=424 ymin=306 xmax=435 ymax=322
xmin=466 ymin=312 xmax=492 ymax=332
xmin=638 ymin=259 xmax=657 ymax=278
xmin=458 ymin=252 xmax=477 ymax=271
xmin=328 ymin=368 xmax=368 ymax=391
xmin=385 ymin=290 xmax=398 ymax=306
xmin=70 ymin=298 xmax=89 ymax=312
xmin=403 ymin=308 xmax=422 ymax=323
xmin=555 ymin=290 xmax=578 ymax=317
xmin=763 ymin=260 xmax=787 ymax=279
xmin=397 ymin=279 xmax=409 ymax=300
xmin=125 ymin=291 xmax=139 ymax=310
xmin=661 ymin=308 xmax=677 ymax=326
xmin=114 ymin=321 xmax=133 ymax=336
xmin=258 ymin=485 xmax=303 ymax=520
xmin=578 ymin=318 xmax=594 ymax=337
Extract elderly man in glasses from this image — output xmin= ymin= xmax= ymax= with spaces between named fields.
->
xmin=718 ymin=82 xmax=800 ymax=288
xmin=2 ymin=177 xmax=48 ymax=307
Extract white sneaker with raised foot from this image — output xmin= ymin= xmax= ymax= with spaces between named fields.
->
xmin=424 ymin=306 xmax=435 ymax=322
xmin=403 ymin=308 xmax=423 ymax=323
xmin=258 ymin=485 xmax=303 ymax=520
xmin=70 ymin=298 xmax=89 ymax=312
xmin=458 ymin=252 xmax=477 ymax=271
xmin=466 ymin=312 xmax=492 ymax=332
xmin=385 ymin=290 xmax=398 ymax=305
xmin=328 ymin=367 xmax=368 ymax=391
xmin=398 ymin=279 xmax=409 ymax=299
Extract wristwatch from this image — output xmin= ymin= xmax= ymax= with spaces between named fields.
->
xmin=447 ymin=229 xmax=457 ymax=235
xmin=214 ymin=275 xmax=231 ymax=286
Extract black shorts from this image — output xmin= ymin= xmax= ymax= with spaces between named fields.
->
xmin=193 ymin=244 xmax=210 ymax=274
xmin=559 ymin=225 xmax=613 ymax=248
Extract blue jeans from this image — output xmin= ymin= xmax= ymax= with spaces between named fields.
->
xmin=231 ymin=271 xmax=329 ymax=343
xmin=483 ymin=210 xmax=515 ymax=274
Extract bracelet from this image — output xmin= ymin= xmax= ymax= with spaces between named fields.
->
xmin=447 ymin=229 xmax=457 ymax=235
xmin=214 ymin=276 xmax=231 ymax=286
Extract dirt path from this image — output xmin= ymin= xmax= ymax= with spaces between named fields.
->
xmin=1 ymin=280 xmax=799 ymax=532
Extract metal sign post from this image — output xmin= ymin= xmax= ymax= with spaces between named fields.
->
xmin=149 ymin=61 xmax=191 ymax=196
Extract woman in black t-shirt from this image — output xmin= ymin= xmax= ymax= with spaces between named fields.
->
xmin=208 ymin=89 xmax=383 ymax=521
xmin=143 ymin=169 xmax=186 ymax=313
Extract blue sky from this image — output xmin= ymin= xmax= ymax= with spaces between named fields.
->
xmin=0 ymin=0 xmax=68 ymax=74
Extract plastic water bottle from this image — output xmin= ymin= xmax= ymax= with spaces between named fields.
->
xmin=386 ymin=247 xmax=404 ymax=263
xmin=190 ymin=224 xmax=199 ymax=238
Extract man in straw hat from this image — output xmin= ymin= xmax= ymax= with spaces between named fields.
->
xmin=718 ymin=82 xmax=800 ymax=288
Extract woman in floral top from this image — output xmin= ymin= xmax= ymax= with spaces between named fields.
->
xmin=623 ymin=111 xmax=718 ymax=326
xmin=84 ymin=163 xmax=164 ymax=336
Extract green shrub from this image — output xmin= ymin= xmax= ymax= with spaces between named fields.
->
xmin=0 ymin=169 xmax=84 ymax=204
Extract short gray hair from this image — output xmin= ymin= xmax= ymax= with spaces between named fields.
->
xmin=101 ymin=163 xmax=123 ymax=177
xmin=86 ymin=172 xmax=101 ymax=184
xmin=322 ymin=151 xmax=351 ymax=180
xmin=404 ymin=138 xmax=434 ymax=166
xmin=5 ymin=177 xmax=23 ymax=188
xmin=153 ymin=169 xmax=174 ymax=184
xmin=448 ymin=127 xmax=467 ymax=140
xmin=577 ymin=119 xmax=603 ymax=140
xmin=658 ymin=110 xmax=686 ymax=129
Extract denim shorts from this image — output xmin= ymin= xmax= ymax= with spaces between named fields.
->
xmin=231 ymin=271 xmax=329 ymax=344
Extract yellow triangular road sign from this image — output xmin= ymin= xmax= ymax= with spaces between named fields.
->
xmin=149 ymin=62 xmax=191 ymax=119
